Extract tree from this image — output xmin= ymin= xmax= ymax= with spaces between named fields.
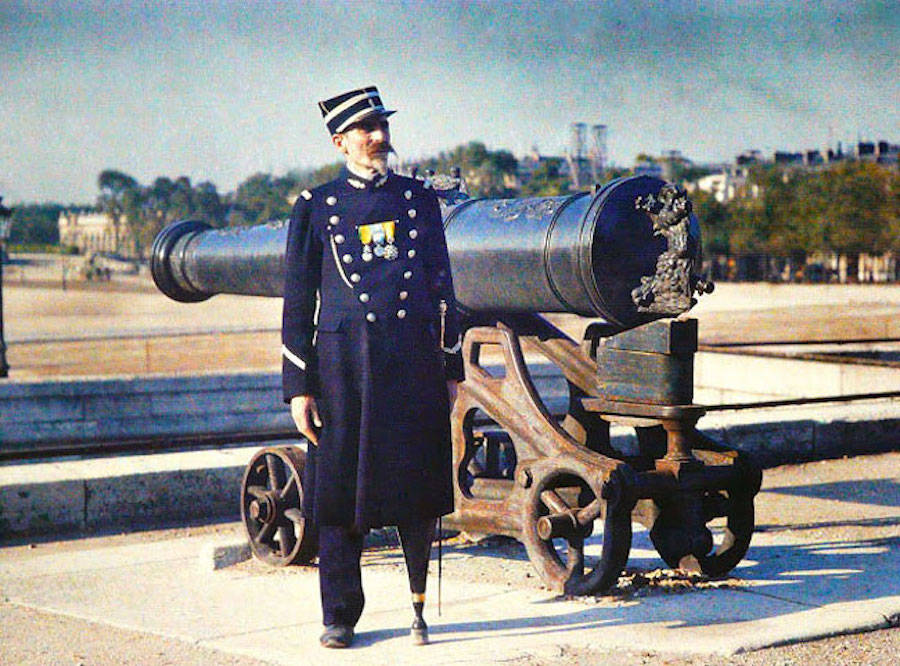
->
xmin=691 ymin=190 xmax=731 ymax=255
xmin=193 ymin=181 xmax=226 ymax=226
xmin=289 ymin=163 xmax=344 ymax=191
xmin=520 ymin=158 xmax=569 ymax=196
xmin=97 ymin=169 xmax=140 ymax=253
xmin=8 ymin=203 xmax=65 ymax=246
xmin=132 ymin=176 xmax=227 ymax=254
xmin=823 ymin=163 xmax=893 ymax=254
xmin=228 ymin=172 xmax=300 ymax=226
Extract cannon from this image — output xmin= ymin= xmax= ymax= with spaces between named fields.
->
xmin=151 ymin=175 xmax=760 ymax=594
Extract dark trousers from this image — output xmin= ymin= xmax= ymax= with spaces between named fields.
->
xmin=319 ymin=519 xmax=436 ymax=627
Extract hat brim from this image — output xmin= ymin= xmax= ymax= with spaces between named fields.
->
xmin=336 ymin=108 xmax=397 ymax=134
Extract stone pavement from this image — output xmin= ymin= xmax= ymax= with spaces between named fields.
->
xmin=1 ymin=454 xmax=898 ymax=664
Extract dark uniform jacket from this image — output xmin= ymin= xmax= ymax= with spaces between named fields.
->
xmin=281 ymin=167 xmax=462 ymax=530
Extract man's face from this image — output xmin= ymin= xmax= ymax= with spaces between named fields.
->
xmin=333 ymin=116 xmax=392 ymax=175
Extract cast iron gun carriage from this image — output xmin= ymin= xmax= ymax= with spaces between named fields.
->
xmin=151 ymin=175 xmax=760 ymax=595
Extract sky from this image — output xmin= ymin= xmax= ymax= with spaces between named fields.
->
xmin=1 ymin=0 xmax=898 ymax=204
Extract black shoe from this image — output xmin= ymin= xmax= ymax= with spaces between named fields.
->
xmin=411 ymin=618 xmax=429 ymax=646
xmin=320 ymin=624 xmax=354 ymax=648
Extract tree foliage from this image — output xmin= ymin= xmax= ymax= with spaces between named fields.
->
xmin=97 ymin=169 xmax=140 ymax=251
xmin=134 ymin=175 xmax=227 ymax=252
xmin=691 ymin=190 xmax=731 ymax=256
xmin=721 ymin=162 xmax=899 ymax=261
xmin=227 ymin=172 xmax=298 ymax=227
xmin=92 ymin=170 xmax=228 ymax=256
xmin=7 ymin=203 xmax=67 ymax=245
xmin=226 ymin=163 xmax=344 ymax=226
xmin=520 ymin=158 xmax=570 ymax=196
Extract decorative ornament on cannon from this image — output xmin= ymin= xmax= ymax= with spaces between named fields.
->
xmin=151 ymin=174 xmax=759 ymax=595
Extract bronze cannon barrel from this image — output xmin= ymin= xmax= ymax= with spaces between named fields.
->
xmin=152 ymin=175 xmax=705 ymax=328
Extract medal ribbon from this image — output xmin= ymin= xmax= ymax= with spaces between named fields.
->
xmin=358 ymin=221 xmax=397 ymax=245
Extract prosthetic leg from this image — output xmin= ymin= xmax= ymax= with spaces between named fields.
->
xmin=398 ymin=518 xmax=436 ymax=645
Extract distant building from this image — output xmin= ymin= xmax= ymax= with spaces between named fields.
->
xmin=804 ymin=150 xmax=824 ymax=165
xmin=692 ymin=168 xmax=759 ymax=203
xmin=58 ymin=211 xmax=135 ymax=255
xmin=774 ymin=151 xmax=804 ymax=165
xmin=736 ymin=150 xmax=763 ymax=166
xmin=768 ymin=140 xmax=898 ymax=168
xmin=874 ymin=141 xmax=900 ymax=164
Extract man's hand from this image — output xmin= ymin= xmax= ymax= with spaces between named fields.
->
xmin=446 ymin=380 xmax=459 ymax=410
xmin=290 ymin=395 xmax=322 ymax=445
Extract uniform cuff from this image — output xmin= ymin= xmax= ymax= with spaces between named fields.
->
xmin=282 ymin=360 xmax=319 ymax=403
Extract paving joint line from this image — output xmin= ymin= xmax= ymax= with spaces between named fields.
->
xmin=0 ymin=555 xmax=197 ymax=579
xmin=731 ymin=585 xmax=823 ymax=608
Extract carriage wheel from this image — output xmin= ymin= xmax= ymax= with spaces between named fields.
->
xmin=650 ymin=487 xmax=755 ymax=577
xmin=521 ymin=461 xmax=634 ymax=596
xmin=241 ymin=446 xmax=318 ymax=567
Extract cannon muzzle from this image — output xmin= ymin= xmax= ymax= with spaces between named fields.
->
xmin=151 ymin=175 xmax=709 ymax=329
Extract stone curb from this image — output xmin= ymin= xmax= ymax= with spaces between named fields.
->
xmin=199 ymin=540 xmax=252 ymax=571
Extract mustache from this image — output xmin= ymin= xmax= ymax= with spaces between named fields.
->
xmin=369 ymin=142 xmax=394 ymax=155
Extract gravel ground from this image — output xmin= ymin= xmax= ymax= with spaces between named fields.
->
xmin=0 ymin=603 xmax=270 ymax=666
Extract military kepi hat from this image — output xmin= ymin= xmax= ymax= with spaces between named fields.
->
xmin=319 ymin=86 xmax=396 ymax=135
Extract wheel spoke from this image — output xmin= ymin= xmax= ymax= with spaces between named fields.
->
xmin=567 ymin=536 xmax=585 ymax=577
xmin=255 ymin=521 xmax=275 ymax=545
xmin=265 ymin=454 xmax=283 ymax=490
xmin=284 ymin=508 xmax=304 ymax=525
xmin=279 ymin=474 xmax=297 ymax=500
xmin=278 ymin=526 xmax=296 ymax=557
xmin=540 ymin=489 xmax=571 ymax=514
xmin=576 ymin=498 xmax=602 ymax=525
xmin=246 ymin=484 xmax=268 ymax=501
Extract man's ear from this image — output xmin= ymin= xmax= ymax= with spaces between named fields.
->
xmin=332 ymin=133 xmax=346 ymax=153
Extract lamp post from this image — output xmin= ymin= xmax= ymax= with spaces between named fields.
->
xmin=0 ymin=196 xmax=13 ymax=378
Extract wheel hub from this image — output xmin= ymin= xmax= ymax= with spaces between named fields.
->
xmin=249 ymin=494 xmax=276 ymax=523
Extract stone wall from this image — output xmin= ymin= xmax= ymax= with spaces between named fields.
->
xmin=0 ymin=372 xmax=292 ymax=455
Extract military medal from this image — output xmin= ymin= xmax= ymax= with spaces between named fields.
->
xmin=359 ymin=224 xmax=374 ymax=262
xmin=372 ymin=227 xmax=386 ymax=257
xmin=358 ymin=220 xmax=399 ymax=261
xmin=382 ymin=221 xmax=399 ymax=260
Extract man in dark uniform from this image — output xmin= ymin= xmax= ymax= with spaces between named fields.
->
xmin=281 ymin=85 xmax=462 ymax=649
